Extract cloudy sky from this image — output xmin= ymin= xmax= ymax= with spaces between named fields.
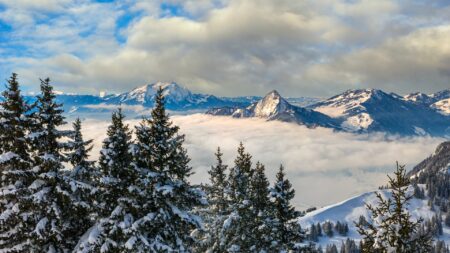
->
xmin=1 ymin=0 xmax=450 ymax=96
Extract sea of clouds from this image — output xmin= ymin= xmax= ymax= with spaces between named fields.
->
xmin=74 ymin=114 xmax=443 ymax=209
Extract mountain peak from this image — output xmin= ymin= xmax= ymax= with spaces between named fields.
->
xmin=267 ymin=89 xmax=281 ymax=97
xmin=125 ymin=81 xmax=193 ymax=104
xmin=254 ymin=90 xmax=290 ymax=118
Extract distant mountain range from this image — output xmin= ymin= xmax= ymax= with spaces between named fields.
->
xmin=208 ymin=88 xmax=450 ymax=137
xmin=21 ymin=81 xmax=450 ymax=136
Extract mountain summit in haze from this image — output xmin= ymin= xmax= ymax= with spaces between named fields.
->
xmin=207 ymin=90 xmax=340 ymax=129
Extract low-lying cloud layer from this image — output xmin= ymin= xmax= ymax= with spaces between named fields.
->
xmin=76 ymin=114 xmax=443 ymax=208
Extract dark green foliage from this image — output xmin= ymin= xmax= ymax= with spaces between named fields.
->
xmin=356 ymin=163 xmax=433 ymax=253
xmin=340 ymin=238 xmax=360 ymax=253
xmin=76 ymin=108 xmax=137 ymax=252
xmin=0 ymin=73 xmax=35 ymax=251
xmin=325 ymin=244 xmax=338 ymax=253
xmin=65 ymin=118 xmax=96 ymax=249
xmin=322 ymin=221 xmax=333 ymax=237
xmin=445 ymin=212 xmax=450 ymax=227
xmin=27 ymin=78 xmax=75 ymax=252
xmin=196 ymin=147 xmax=229 ymax=252
xmin=335 ymin=221 xmax=349 ymax=236
xmin=132 ymin=87 xmax=204 ymax=251
xmin=221 ymin=143 xmax=255 ymax=252
xmin=271 ymin=164 xmax=305 ymax=251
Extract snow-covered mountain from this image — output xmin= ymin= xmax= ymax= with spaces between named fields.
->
xmin=404 ymin=89 xmax=450 ymax=116
xmin=298 ymin=141 xmax=450 ymax=248
xmin=404 ymin=89 xmax=450 ymax=105
xmin=103 ymin=81 xmax=243 ymax=110
xmin=22 ymin=83 xmax=450 ymax=136
xmin=309 ymin=89 xmax=450 ymax=136
xmin=207 ymin=90 xmax=340 ymax=129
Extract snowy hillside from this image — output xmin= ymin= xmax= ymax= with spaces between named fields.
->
xmin=299 ymin=141 xmax=450 ymax=249
xmin=298 ymin=187 xmax=450 ymax=248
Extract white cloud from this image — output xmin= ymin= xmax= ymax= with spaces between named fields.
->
xmin=73 ymin=114 xmax=443 ymax=209
xmin=2 ymin=0 xmax=450 ymax=96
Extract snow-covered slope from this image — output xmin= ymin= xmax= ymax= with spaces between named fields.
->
xmin=432 ymin=98 xmax=450 ymax=116
xmin=207 ymin=90 xmax=340 ymax=129
xmin=299 ymin=141 xmax=450 ymax=248
xmin=402 ymin=89 xmax=450 ymax=125
xmin=298 ymin=187 xmax=450 ymax=248
xmin=309 ymin=89 xmax=450 ymax=136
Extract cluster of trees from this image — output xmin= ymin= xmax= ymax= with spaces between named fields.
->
xmin=308 ymin=220 xmax=349 ymax=242
xmin=196 ymin=146 xmax=311 ymax=252
xmin=0 ymin=73 xmax=449 ymax=252
xmin=0 ymin=74 xmax=204 ymax=252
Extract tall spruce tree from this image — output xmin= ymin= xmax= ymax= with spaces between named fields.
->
xmin=75 ymin=108 xmax=139 ymax=252
xmin=249 ymin=162 xmax=273 ymax=252
xmin=356 ymin=162 xmax=433 ymax=252
xmin=270 ymin=165 xmax=306 ymax=252
xmin=221 ymin=143 xmax=255 ymax=252
xmin=207 ymin=147 xmax=228 ymax=214
xmin=198 ymin=147 xmax=229 ymax=252
xmin=0 ymin=73 xmax=35 ymax=251
xmin=27 ymin=78 xmax=74 ymax=252
xmin=132 ymin=87 xmax=204 ymax=251
xmin=65 ymin=118 xmax=97 ymax=249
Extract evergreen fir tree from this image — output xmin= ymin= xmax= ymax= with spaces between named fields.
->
xmin=356 ymin=162 xmax=433 ymax=252
xmin=198 ymin=147 xmax=229 ymax=252
xmin=133 ymin=87 xmax=204 ymax=251
xmin=249 ymin=162 xmax=272 ymax=252
xmin=67 ymin=118 xmax=94 ymax=181
xmin=270 ymin=165 xmax=305 ymax=251
xmin=221 ymin=143 xmax=255 ymax=252
xmin=75 ymin=108 xmax=138 ymax=252
xmin=65 ymin=118 xmax=97 ymax=249
xmin=27 ymin=78 xmax=74 ymax=252
xmin=0 ymin=73 xmax=35 ymax=251
xmin=207 ymin=147 xmax=228 ymax=214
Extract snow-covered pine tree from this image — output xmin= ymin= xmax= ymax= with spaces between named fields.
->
xmin=0 ymin=73 xmax=35 ymax=251
xmin=65 ymin=118 xmax=97 ymax=249
xmin=270 ymin=165 xmax=306 ymax=252
xmin=67 ymin=118 xmax=94 ymax=182
xmin=133 ymin=87 xmax=204 ymax=252
xmin=356 ymin=162 xmax=433 ymax=253
xmin=27 ymin=78 xmax=74 ymax=252
xmin=197 ymin=147 xmax=229 ymax=252
xmin=75 ymin=108 xmax=138 ymax=252
xmin=248 ymin=162 xmax=273 ymax=252
xmin=207 ymin=147 xmax=228 ymax=214
xmin=221 ymin=143 xmax=255 ymax=252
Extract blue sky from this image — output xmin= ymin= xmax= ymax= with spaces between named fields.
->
xmin=0 ymin=0 xmax=449 ymax=96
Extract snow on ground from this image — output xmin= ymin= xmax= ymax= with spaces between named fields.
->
xmin=299 ymin=186 xmax=450 ymax=247
xmin=341 ymin=113 xmax=373 ymax=131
